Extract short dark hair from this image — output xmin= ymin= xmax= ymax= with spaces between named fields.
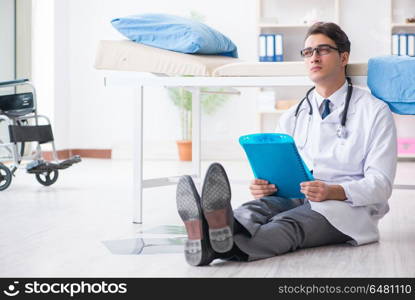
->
xmin=305 ymin=22 xmax=351 ymax=53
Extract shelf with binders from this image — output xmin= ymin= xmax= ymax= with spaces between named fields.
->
xmin=390 ymin=0 xmax=415 ymax=160
xmin=391 ymin=32 xmax=415 ymax=56
xmin=256 ymin=0 xmax=339 ymax=62
xmin=391 ymin=0 xmax=415 ymax=57
xmin=258 ymin=33 xmax=284 ymax=62
xmin=258 ymin=27 xmax=308 ymax=62
xmin=390 ymin=0 xmax=415 ymax=57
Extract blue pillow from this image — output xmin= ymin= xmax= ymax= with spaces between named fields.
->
xmin=368 ymin=55 xmax=415 ymax=115
xmin=111 ymin=13 xmax=238 ymax=58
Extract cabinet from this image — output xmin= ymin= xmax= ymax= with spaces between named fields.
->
xmin=391 ymin=0 xmax=415 ymax=158
xmin=256 ymin=0 xmax=415 ymax=158
xmin=0 ymin=0 xmax=15 ymax=84
xmin=391 ymin=0 xmax=415 ymax=56
xmin=391 ymin=0 xmax=415 ymax=33
xmin=256 ymin=0 xmax=340 ymax=62
xmin=255 ymin=0 xmax=341 ymax=133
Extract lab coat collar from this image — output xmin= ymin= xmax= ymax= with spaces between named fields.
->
xmin=313 ymin=80 xmax=356 ymax=121
xmin=314 ymin=80 xmax=348 ymax=111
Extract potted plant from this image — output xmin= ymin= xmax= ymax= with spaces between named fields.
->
xmin=167 ymin=87 xmax=229 ymax=161
xmin=167 ymin=11 xmax=231 ymax=161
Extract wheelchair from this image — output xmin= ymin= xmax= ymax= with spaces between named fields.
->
xmin=0 ymin=79 xmax=81 ymax=191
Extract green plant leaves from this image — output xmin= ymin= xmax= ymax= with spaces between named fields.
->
xmin=167 ymin=87 xmax=230 ymax=140
xmin=167 ymin=87 xmax=229 ymax=114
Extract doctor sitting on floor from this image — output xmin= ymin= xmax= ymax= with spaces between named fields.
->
xmin=176 ymin=22 xmax=397 ymax=266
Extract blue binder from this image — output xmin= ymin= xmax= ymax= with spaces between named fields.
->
xmin=239 ymin=133 xmax=314 ymax=199
xmin=392 ymin=34 xmax=399 ymax=55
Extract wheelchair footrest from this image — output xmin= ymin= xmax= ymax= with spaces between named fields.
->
xmin=26 ymin=160 xmax=59 ymax=173
xmin=26 ymin=155 xmax=81 ymax=173
xmin=58 ymin=155 xmax=82 ymax=170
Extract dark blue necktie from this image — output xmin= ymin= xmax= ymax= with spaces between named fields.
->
xmin=321 ymin=99 xmax=331 ymax=119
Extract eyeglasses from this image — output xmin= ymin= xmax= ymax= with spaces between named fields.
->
xmin=300 ymin=44 xmax=339 ymax=58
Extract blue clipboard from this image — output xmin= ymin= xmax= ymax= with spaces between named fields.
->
xmin=239 ymin=133 xmax=314 ymax=199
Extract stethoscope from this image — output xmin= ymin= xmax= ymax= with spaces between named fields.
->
xmin=292 ymin=77 xmax=353 ymax=148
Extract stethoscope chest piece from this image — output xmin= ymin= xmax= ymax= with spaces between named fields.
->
xmin=293 ymin=77 xmax=353 ymax=145
xmin=336 ymin=125 xmax=347 ymax=139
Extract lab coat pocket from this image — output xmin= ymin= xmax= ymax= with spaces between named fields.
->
xmin=334 ymin=136 xmax=365 ymax=172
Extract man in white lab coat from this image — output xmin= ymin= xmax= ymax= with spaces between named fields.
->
xmin=176 ymin=22 xmax=397 ymax=266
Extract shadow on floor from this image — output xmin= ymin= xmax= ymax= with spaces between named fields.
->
xmin=103 ymin=225 xmax=186 ymax=255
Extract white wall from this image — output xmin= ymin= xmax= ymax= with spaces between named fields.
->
xmin=16 ymin=0 xmax=32 ymax=81
xmin=0 ymin=0 xmax=15 ymax=149
xmin=53 ymin=0 xmax=71 ymax=150
xmin=32 ymin=0 xmax=55 ymax=136
xmin=339 ymin=0 xmax=391 ymax=62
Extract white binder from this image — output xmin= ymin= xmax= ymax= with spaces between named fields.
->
xmin=266 ymin=34 xmax=275 ymax=61
xmin=274 ymin=34 xmax=283 ymax=61
xmin=408 ymin=34 xmax=415 ymax=57
xmin=259 ymin=34 xmax=266 ymax=61
xmin=399 ymin=34 xmax=407 ymax=56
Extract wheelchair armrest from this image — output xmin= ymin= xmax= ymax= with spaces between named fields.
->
xmin=0 ymin=79 xmax=29 ymax=87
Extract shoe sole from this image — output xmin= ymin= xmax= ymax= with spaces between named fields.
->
xmin=201 ymin=163 xmax=233 ymax=253
xmin=176 ymin=175 xmax=213 ymax=266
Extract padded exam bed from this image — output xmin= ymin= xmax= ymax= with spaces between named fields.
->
xmin=95 ymin=40 xmax=368 ymax=77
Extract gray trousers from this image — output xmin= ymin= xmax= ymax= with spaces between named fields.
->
xmin=232 ymin=196 xmax=351 ymax=261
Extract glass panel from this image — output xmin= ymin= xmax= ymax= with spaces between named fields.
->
xmin=0 ymin=0 xmax=15 ymax=84
xmin=102 ymin=225 xmax=187 ymax=255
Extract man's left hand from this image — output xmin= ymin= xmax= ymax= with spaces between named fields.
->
xmin=300 ymin=181 xmax=329 ymax=202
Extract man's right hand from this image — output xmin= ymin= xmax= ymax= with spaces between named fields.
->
xmin=249 ymin=179 xmax=277 ymax=199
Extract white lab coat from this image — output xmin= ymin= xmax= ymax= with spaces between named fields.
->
xmin=278 ymin=81 xmax=397 ymax=245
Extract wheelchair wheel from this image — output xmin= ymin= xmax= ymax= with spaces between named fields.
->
xmin=0 ymin=163 xmax=12 ymax=191
xmin=35 ymin=170 xmax=59 ymax=186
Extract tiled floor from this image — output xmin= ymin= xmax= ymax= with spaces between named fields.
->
xmin=0 ymin=159 xmax=414 ymax=277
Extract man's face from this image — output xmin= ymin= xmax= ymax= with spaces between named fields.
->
xmin=303 ymin=33 xmax=349 ymax=84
